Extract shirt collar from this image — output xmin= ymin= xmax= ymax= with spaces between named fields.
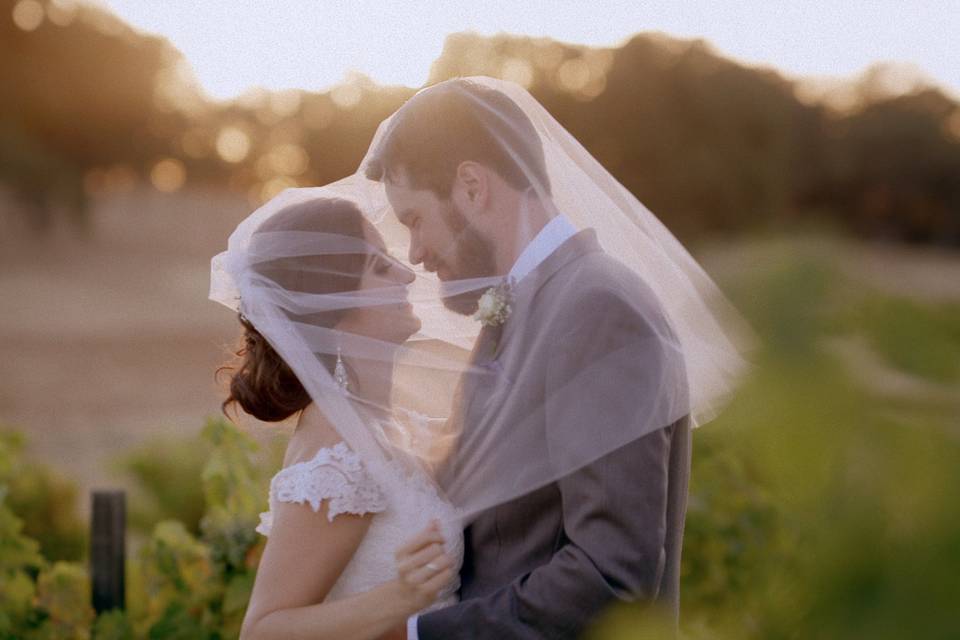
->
xmin=507 ymin=214 xmax=578 ymax=284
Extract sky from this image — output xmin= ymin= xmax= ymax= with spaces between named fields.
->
xmin=88 ymin=0 xmax=960 ymax=101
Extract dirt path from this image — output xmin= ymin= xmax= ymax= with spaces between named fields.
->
xmin=1 ymin=188 xmax=288 ymax=522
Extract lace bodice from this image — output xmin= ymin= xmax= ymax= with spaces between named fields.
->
xmin=256 ymin=441 xmax=463 ymax=611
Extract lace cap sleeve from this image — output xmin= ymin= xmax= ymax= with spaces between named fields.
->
xmin=255 ymin=442 xmax=387 ymax=535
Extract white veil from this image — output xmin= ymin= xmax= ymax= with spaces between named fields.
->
xmin=209 ymin=76 xmax=752 ymax=523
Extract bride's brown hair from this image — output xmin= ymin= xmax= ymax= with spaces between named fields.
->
xmin=218 ymin=198 xmax=374 ymax=422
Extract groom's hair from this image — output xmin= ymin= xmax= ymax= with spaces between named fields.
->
xmin=365 ymin=79 xmax=551 ymax=198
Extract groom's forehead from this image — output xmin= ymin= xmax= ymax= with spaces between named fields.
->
xmin=385 ymin=178 xmax=440 ymax=218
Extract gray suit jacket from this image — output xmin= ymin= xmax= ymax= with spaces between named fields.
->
xmin=418 ymin=229 xmax=692 ymax=639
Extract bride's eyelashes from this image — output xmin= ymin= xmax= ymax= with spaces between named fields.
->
xmin=369 ymin=252 xmax=410 ymax=279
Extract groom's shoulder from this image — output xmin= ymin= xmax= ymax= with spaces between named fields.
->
xmin=529 ymin=251 xmax=667 ymax=344
xmin=544 ymin=249 xmax=658 ymax=312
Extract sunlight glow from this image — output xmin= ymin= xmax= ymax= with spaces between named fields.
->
xmin=89 ymin=1 xmax=959 ymax=101
xmin=216 ymin=127 xmax=251 ymax=164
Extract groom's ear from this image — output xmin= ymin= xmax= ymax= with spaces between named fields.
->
xmin=453 ymin=161 xmax=488 ymax=213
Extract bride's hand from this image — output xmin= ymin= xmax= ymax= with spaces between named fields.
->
xmin=391 ymin=520 xmax=455 ymax=614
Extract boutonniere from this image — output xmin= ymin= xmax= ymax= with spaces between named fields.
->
xmin=473 ymin=279 xmax=514 ymax=328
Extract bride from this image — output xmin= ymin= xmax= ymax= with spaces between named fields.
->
xmin=214 ymin=195 xmax=462 ymax=639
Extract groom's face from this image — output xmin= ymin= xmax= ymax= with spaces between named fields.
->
xmin=385 ymin=170 xmax=496 ymax=315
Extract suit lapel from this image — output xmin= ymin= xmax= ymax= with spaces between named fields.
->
xmin=489 ymin=228 xmax=603 ymax=362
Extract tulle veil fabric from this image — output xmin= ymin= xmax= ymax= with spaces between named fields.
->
xmin=210 ymin=76 xmax=752 ymax=524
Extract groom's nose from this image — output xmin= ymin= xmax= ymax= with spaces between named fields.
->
xmin=408 ymin=237 xmax=425 ymax=267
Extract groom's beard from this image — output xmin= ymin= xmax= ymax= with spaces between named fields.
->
xmin=438 ymin=201 xmax=497 ymax=316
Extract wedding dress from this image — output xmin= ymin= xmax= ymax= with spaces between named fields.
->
xmin=254 ymin=439 xmax=463 ymax=613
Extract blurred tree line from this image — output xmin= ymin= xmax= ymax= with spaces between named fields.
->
xmin=2 ymin=1 xmax=958 ymax=244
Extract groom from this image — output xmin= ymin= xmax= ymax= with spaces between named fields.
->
xmin=366 ymin=79 xmax=691 ymax=639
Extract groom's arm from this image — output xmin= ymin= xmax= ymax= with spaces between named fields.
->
xmin=417 ymin=289 xmax=685 ymax=639
xmin=414 ymin=429 xmax=674 ymax=640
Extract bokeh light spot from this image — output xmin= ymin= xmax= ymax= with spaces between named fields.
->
xmin=216 ymin=127 xmax=251 ymax=163
xmin=260 ymin=176 xmax=298 ymax=202
xmin=556 ymin=58 xmax=591 ymax=93
xmin=266 ymin=143 xmax=309 ymax=176
xmin=330 ymin=83 xmax=362 ymax=110
xmin=269 ymin=90 xmax=302 ymax=118
xmin=500 ymin=58 xmax=534 ymax=88
xmin=150 ymin=158 xmax=187 ymax=192
xmin=12 ymin=0 xmax=44 ymax=32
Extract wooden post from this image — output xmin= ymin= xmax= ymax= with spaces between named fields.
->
xmin=90 ymin=490 xmax=125 ymax=613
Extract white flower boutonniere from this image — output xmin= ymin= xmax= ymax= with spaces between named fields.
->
xmin=473 ymin=279 xmax=513 ymax=327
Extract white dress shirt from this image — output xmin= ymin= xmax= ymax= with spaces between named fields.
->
xmin=506 ymin=213 xmax=578 ymax=284
xmin=407 ymin=213 xmax=577 ymax=640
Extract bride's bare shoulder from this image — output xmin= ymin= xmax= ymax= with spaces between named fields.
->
xmin=283 ymin=403 xmax=346 ymax=466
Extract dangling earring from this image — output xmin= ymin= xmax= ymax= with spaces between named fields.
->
xmin=334 ymin=346 xmax=349 ymax=393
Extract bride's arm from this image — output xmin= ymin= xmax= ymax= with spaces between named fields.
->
xmin=241 ymin=403 xmax=454 ymax=640
xmin=240 ymin=503 xmax=453 ymax=640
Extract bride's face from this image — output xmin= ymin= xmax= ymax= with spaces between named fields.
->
xmin=335 ymin=226 xmax=421 ymax=343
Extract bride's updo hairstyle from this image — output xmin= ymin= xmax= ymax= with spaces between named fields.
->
xmin=219 ymin=197 xmax=375 ymax=422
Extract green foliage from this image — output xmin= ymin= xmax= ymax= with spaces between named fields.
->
xmin=197 ymin=419 xmax=269 ymax=638
xmin=5 ymin=471 xmax=86 ymax=564
xmin=199 ymin=418 xmax=265 ymax=569
xmin=0 ymin=490 xmax=45 ymax=575
xmin=0 ymin=430 xmax=86 ymax=563
xmin=0 ymin=418 xmax=271 ymax=639
xmin=3 ymin=238 xmax=959 ymax=637
xmin=110 ymin=436 xmax=213 ymax=537
xmin=91 ymin=609 xmax=135 ymax=640
xmin=136 ymin=520 xmax=215 ymax=638
xmin=130 ymin=418 xmax=268 ymax=639
xmin=849 ymin=296 xmax=960 ymax=383
xmin=0 ymin=431 xmax=48 ymax=638
xmin=32 ymin=562 xmax=96 ymax=640
xmin=681 ymin=433 xmax=788 ymax=633
xmin=145 ymin=602 xmax=211 ymax=640
xmin=594 ymin=243 xmax=960 ymax=639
